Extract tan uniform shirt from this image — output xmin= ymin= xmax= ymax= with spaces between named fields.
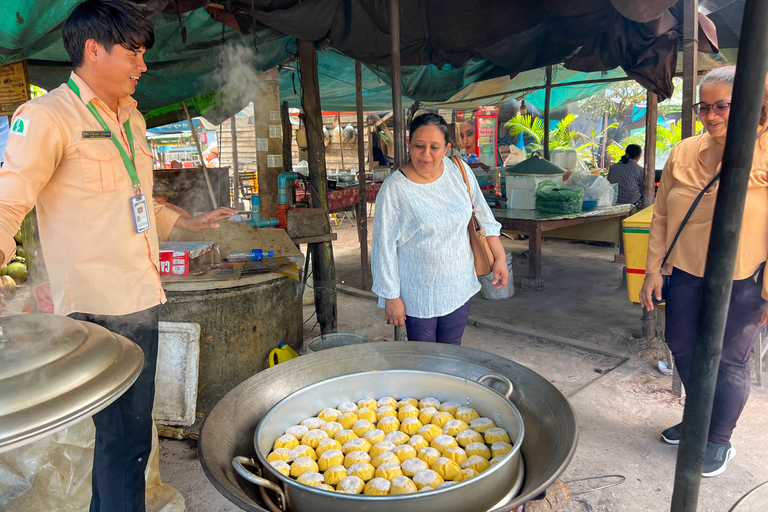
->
xmin=646 ymin=132 xmax=768 ymax=299
xmin=0 ymin=72 xmax=180 ymax=315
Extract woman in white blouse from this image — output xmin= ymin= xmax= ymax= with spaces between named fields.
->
xmin=372 ymin=113 xmax=508 ymax=344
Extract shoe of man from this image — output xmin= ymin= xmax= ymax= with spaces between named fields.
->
xmin=661 ymin=423 xmax=682 ymax=445
xmin=702 ymin=441 xmax=735 ymax=478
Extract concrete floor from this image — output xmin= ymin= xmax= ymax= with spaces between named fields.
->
xmin=158 ymin=223 xmax=768 ymax=512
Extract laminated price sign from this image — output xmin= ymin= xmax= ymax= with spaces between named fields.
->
xmin=0 ymin=61 xmax=31 ymax=116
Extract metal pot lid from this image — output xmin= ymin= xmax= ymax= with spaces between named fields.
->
xmin=0 ymin=313 xmax=144 ymax=453
xmin=505 ymin=154 xmax=566 ymax=176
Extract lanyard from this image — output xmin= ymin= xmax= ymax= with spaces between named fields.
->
xmin=67 ymin=78 xmax=141 ymax=195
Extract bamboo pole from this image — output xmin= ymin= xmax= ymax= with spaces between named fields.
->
xmin=543 ymin=65 xmax=552 ymax=161
xmin=230 ymin=116 xmax=241 ymax=210
xmin=681 ymin=0 xmax=699 ymax=140
xmin=356 ymin=60 xmax=372 ymax=290
xmin=643 ymin=91 xmax=658 ymax=208
xmin=182 ymin=100 xmax=218 ymax=209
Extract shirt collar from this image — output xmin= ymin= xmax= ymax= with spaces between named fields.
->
xmin=68 ymin=71 xmax=138 ymax=122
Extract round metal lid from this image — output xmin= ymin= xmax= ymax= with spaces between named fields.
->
xmin=0 ymin=313 xmax=144 ymax=453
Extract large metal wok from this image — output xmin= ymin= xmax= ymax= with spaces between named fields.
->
xmin=200 ymin=342 xmax=578 ymax=511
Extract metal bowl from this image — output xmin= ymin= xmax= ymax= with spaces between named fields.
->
xmin=199 ymin=342 xmax=578 ymax=511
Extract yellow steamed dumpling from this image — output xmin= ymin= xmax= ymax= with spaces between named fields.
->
xmin=342 ymin=437 xmax=372 ymax=455
xmin=418 ymin=397 xmax=441 ymax=409
xmin=430 ymin=411 xmax=455 ymax=428
xmin=370 ymin=450 xmax=399 ymax=468
xmin=273 ymin=433 xmax=299 ymax=451
xmin=352 ymin=419 xmax=375 ymax=437
xmin=442 ymin=419 xmax=470 ymax=437
xmin=267 ymin=448 xmax=291 ymax=463
xmin=408 ymin=434 xmax=429 ymax=451
xmin=336 ymin=475 xmax=365 ymax=494
xmin=390 ymin=476 xmax=418 ymax=495
xmin=461 ymin=455 xmax=491 ymax=474
xmin=400 ymin=417 xmax=423 ymax=436
xmin=456 ymin=429 xmax=484 ymax=448
xmin=285 ymin=425 xmax=309 ymax=440
xmin=469 ymin=417 xmax=496 ymax=433
xmin=384 ymin=431 xmax=410 ymax=446
xmin=377 ymin=396 xmax=398 ymax=408
xmin=347 ymin=462 xmax=375 ymax=482
xmin=290 ymin=456 xmax=319 ymax=478
xmin=431 ymin=457 xmax=462 ymax=481
xmin=417 ymin=424 xmax=443 ymax=443
xmin=318 ymin=408 xmax=341 ymax=422
xmin=484 ymin=427 xmax=511 ymax=445
xmin=438 ymin=401 xmax=462 ymax=415
xmin=315 ymin=438 xmax=343 ymax=457
xmin=343 ymin=450 xmax=372 ymax=468
xmin=375 ymin=461 xmax=404 ymax=481
xmin=301 ymin=417 xmax=325 ymax=430
xmin=398 ymin=397 xmax=419 ymax=410
xmin=269 ymin=460 xmax=290 ymax=476
xmin=442 ymin=446 xmax=468 ymax=465
xmin=392 ymin=444 xmax=417 ymax=463
xmin=290 ymin=445 xmax=317 ymax=461
xmin=465 ymin=441 xmax=492 ymax=460
xmin=491 ymin=441 xmax=513 ymax=458
xmin=401 ymin=457 xmax=429 ymax=477
xmin=370 ymin=440 xmax=396 ymax=458
xmin=418 ymin=406 xmax=437 ymax=425
xmin=315 ymin=483 xmax=335 ymax=491
xmin=317 ymin=449 xmax=344 ymax=471
xmin=490 ymin=456 xmax=505 ymax=466
xmin=377 ymin=415 xmax=400 ymax=434
xmin=301 ymin=429 xmax=329 ymax=448
xmin=397 ymin=405 xmax=419 ymax=422
xmin=363 ymin=429 xmax=386 ymax=445
xmin=376 ymin=406 xmax=397 ymax=422
xmin=356 ymin=407 xmax=377 ymax=423
xmin=338 ymin=412 xmax=359 ymax=429
xmin=416 ymin=447 xmax=441 ymax=467
xmin=297 ymin=471 xmax=324 ymax=487
xmin=455 ymin=407 xmax=479 ymax=423
xmin=320 ymin=421 xmax=343 ymax=438
xmin=336 ymin=401 xmax=358 ymax=414
xmin=357 ymin=397 xmax=378 ymax=410
xmin=430 ymin=434 xmax=459 ymax=454
xmin=323 ymin=464 xmax=347 ymax=486
xmin=364 ymin=477 xmax=392 ymax=495
xmin=334 ymin=429 xmax=358 ymax=444
xmin=412 ymin=469 xmax=444 ymax=490
xmin=453 ymin=468 xmax=476 ymax=482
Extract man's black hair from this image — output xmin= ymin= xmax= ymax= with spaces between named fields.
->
xmin=62 ymin=0 xmax=154 ymax=68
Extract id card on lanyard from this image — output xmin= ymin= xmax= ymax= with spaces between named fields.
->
xmin=67 ymin=78 xmax=150 ymax=234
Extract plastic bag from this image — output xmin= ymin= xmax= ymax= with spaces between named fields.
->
xmin=564 ymin=173 xmax=615 ymax=207
xmin=535 ymin=180 xmax=584 ymax=214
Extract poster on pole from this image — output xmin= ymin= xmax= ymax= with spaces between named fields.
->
xmin=0 ymin=61 xmax=31 ymax=116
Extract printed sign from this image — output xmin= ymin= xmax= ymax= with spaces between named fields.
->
xmin=270 ymin=110 xmax=281 ymax=121
xmin=267 ymin=155 xmax=283 ymax=168
xmin=255 ymin=138 xmax=269 ymax=151
xmin=0 ymin=61 xmax=31 ymax=116
xmin=269 ymin=125 xmax=282 ymax=139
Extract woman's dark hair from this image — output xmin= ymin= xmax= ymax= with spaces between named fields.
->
xmin=620 ymin=144 xmax=642 ymax=164
xmin=63 ymin=0 xmax=155 ymax=68
xmin=699 ymin=65 xmax=768 ymax=126
xmin=409 ymin=113 xmax=452 ymax=146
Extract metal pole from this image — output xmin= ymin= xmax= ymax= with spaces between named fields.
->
xmin=670 ymin=0 xmax=768 ymax=509
xmin=681 ymin=0 xmax=699 ymax=139
xmin=543 ymin=65 xmax=552 ymax=161
xmin=182 ymin=100 xmax=218 ymax=209
xmin=390 ymin=0 xmax=406 ymax=341
xmin=643 ymin=91 xmax=658 ymax=207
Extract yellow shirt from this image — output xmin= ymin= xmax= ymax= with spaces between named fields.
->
xmin=646 ymin=132 xmax=768 ymax=299
xmin=0 ymin=72 xmax=180 ymax=315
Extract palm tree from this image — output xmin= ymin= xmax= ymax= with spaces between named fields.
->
xmin=504 ymin=114 xmax=585 ymax=152
xmin=606 ymin=121 xmax=703 ymax=162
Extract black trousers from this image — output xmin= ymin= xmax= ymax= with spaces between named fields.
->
xmin=69 ymin=307 xmax=159 ymax=512
xmin=664 ymin=268 xmax=764 ymax=444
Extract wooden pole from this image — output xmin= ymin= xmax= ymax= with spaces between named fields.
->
xmin=643 ymin=91 xmax=658 ymax=208
xmin=253 ymin=67 xmax=282 ymax=218
xmin=543 ymin=65 xmax=552 ymax=161
xmin=337 ymin=111 xmax=346 ymax=172
xmin=681 ymin=0 xmax=699 ymax=139
xmin=299 ymin=40 xmax=337 ymax=334
xmin=356 ymin=60 xmax=372 ymax=290
xmin=390 ymin=0 xmax=407 ymax=341
xmin=281 ymin=101 xmax=292 ymax=173
xmin=230 ymin=116 xmax=241 ymax=210
xmin=182 ymin=100 xmax=218 ymax=209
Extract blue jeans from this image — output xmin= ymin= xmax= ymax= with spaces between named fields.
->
xmin=405 ymin=299 xmax=472 ymax=345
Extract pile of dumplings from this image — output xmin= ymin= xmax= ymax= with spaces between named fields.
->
xmin=266 ymin=395 xmax=514 ymax=495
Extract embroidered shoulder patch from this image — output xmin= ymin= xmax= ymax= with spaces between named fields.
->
xmin=10 ymin=116 xmax=30 ymax=137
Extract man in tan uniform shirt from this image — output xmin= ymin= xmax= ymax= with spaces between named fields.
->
xmin=0 ymin=1 xmax=235 ymax=509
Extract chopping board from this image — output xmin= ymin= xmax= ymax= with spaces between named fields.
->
xmin=168 ymin=221 xmax=302 ymax=258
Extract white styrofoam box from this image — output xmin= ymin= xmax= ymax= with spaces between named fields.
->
xmin=550 ymin=149 xmax=580 ymax=170
xmin=505 ymin=174 xmax=564 ymax=209
xmin=153 ymin=322 xmax=201 ymax=426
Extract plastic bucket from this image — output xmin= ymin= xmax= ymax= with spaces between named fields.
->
xmin=479 ymin=251 xmax=514 ymax=300
xmin=304 ymin=333 xmax=368 ymax=354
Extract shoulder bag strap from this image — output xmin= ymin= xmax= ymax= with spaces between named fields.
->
xmin=451 ymin=156 xmax=474 ymax=207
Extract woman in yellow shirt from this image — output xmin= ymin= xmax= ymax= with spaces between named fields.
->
xmin=640 ymin=66 xmax=768 ymax=477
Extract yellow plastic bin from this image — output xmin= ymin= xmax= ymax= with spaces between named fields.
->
xmin=623 ymin=205 xmax=654 ymax=303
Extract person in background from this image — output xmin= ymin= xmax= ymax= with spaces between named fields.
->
xmin=372 ymin=113 xmax=507 ymax=344
xmin=459 ymin=117 xmax=476 ymax=156
xmin=0 ymin=1 xmax=236 ymax=510
xmin=640 ymin=66 xmax=768 ymax=478
xmin=607 ymin=143 xmax=644 ymax=208
xmin=204 ymin=145 xmax=220 ymax=167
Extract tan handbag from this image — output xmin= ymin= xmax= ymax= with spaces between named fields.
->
xmin=452 ymin=156 xmax=495 ymax=276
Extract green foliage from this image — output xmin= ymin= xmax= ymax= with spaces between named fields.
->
xmin=504 ymin=114 xmax=586 ymax=153
xmin=29 ymin=84 xmax=46 ymax=98
xmin=607 ymin=120 xmax=703 ymax=161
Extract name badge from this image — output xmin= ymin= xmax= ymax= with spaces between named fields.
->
xmin=130 ymin=194 xmax=151 ymax=234
xmin=82 ymin=130 xmax=112 ymax=139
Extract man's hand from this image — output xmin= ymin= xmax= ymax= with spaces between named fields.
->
xmin=174 ymin=207 xmax=238 ymax=232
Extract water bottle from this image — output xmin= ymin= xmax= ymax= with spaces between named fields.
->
xmin=226 ymin=249 xmax=274 ymax=261
xmin=268 ymin=342 xmax=299 ymax=366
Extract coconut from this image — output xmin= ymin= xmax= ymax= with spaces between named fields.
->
xmin=0 ymin=275 xmax=17 ymax=296
xmin=0 ymin=264 xmax=7 ymax=276
xmin=7 ymin=262 xmax=28 ymax=283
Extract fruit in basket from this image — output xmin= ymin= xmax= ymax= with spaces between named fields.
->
xmin=1 ymin=275 xmax=17 ymax=296
xmin=0 ymin=264 xmax=6 ymax=276
xmin=7 ymin=262 xmax=27 ymax=283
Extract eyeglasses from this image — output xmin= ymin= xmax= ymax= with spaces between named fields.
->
xmin=692 ymin=101 xmax=731 ymax=116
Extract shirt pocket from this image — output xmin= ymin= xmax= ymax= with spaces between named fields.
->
xmin=75 ymin=140 xmax=128 ymax=192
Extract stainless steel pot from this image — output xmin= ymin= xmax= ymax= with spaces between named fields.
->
xmin=373 ymin=168 xmax=392 ymax=182
xmin=199 ymin=342 xmax=578 ymax=512
xmin=233 ymin=370 xmax=524 ymax=512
